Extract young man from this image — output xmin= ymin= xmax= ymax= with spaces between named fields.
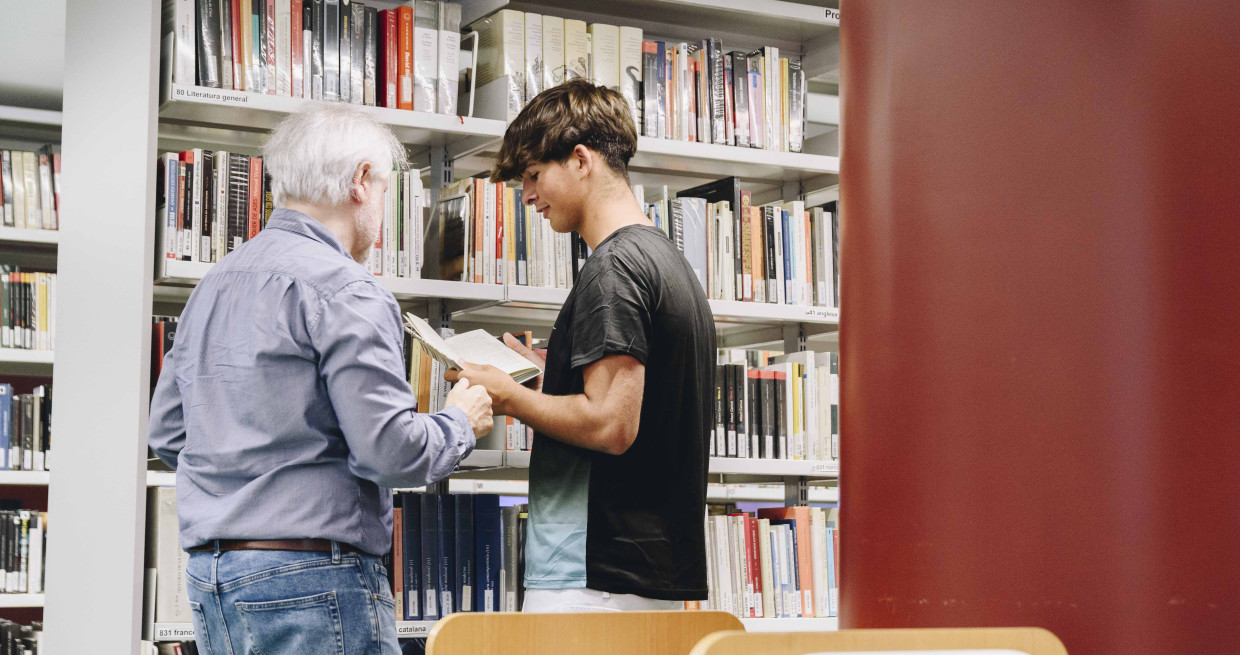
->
xmin=445 ymin=79 xmax=716 ymax=611
xmin=148 ymin=104 xmax=493 ymax=655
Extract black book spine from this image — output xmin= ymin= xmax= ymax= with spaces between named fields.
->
xmin=364 ymin=6 xmax=378 ymax=106
xmin=764 ymin=206 xmax=777 ymax=303
xmin=713 ymin=365 xmax=724 ymax=458
xmin=181 ymin=159 xmax=194 ymax=261
xmin=0 ymin=511 xmax=8 ymax=589
xmin=200 ymin=151 xmax=214 ymax=262
xmin=733 ymin=364 xmax=746 ymax=458
xmin=220 ymin=0 xmax=233 ymax=89
xmin=732 ymin=51 xmax=749 ymax=147
xmin=827 ymin=201 xmax=840 ymax=304
xmin=774 ymin=373 xmax=786 ymax=459
xmin=747 ymin=372 xmax=760 ymax=459
xmin=226 ymin=154 xmax=249 ymax=253
xmin=197 ymin=0 xmax=223 ymax=88
xmin=761 ymin=374 xmax=774 ymax=459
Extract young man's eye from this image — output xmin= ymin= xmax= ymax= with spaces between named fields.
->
xmin=531 ymin=173 xmax=539 ymax=181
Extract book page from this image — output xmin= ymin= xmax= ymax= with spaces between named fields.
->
xmin=402 ymin=314 xmax=464 ymax=369
xmin=447 ymin=330 xmax=540 ymax=381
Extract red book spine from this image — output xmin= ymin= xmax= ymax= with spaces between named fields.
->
xmin=473 ymin=178 xmax=485 ymax=283
xmin=382 ymin=10 xmax=398 ymax=108
xmin=248 ymin=157 xmax=263 ymax=239
xmin=747 ymin=515 xmax=762 ymax=617
xmin=397 ymin=6 xmax=413 ymax=110
xmin=291 ymin=0 xmax=303 ymax=98
xmin=232 ymin=0 xmax=245 ymax=89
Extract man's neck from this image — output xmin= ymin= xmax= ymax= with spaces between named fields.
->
xmin=284 ymin=200 xmax=368 ymax=263
xmin=576 ymin=180 xmax=653 ymax=250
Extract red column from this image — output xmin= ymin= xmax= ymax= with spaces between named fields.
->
xmin=839 ymin=2 xmax=1240 ymax=653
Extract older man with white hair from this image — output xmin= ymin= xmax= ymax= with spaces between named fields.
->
xmin=148 ymin=103 xmax=492 ymax=655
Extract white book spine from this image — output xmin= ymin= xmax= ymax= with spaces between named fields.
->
xmin=384 ymin=175 xmax=396 ymax=277
xmin=483 ymin=182 xmax=496 ymax=285
xmin=277 ymin=0 xmax=292 ymax=95
xmin=588 ymin=24 xmax=619 ymax=93
xmin=413 ymin=0 xmax=439 ymax=112
xmin=773 ymin=207 xmax=785 ymax=304
xmin=543 ymin=15 xmax=565 ymax=88
xmin=303 ymin=27 xmax=313 ymax=99
xmin=524 ymin=14 xmax=543 ymax=104
xmin=766 ymin=47 xmax=779 ymax=152
xmin=162 ymin=154 xmax=179 ymax=259
xmin=501 ymin=10 xmax=525 ymax=117
xmin=437 ymin=1 xmax=461 ymax=115
xmin=619 ymin=27 xmax=643 ymax=130
xmin=190 ymin=149 xmax=204 ymax=263
xmin=214 ymin=151 xmax=229 ymax=262
xmin=563 ymin=20 xmax=589 ymax=81
xmin=174 ymin=0 xmax=196 ymax=86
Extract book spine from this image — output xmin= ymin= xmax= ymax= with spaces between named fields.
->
xmin=524 ymin=13 xmax=543 ymax=107
xmin=339 ymin=0 xmax=351 ymax=101
xmin=563 ymin=19 xmax=589 ymax=81
xmin=398 ymin=6 xmax=414 ymax=109
xmin=248 ymin=157 xmax=263 ymax=239
xmin=420 ymin=493 xmax=439 ymax=620
xmin=276 ymin=0 xmax=291 ymax=95
xmin=380 ymin=9 xmax=396 ymax=107
xmin=713 ymin=365 xmax=725 ymax=457
xmin=291 ymin=0 xmax=303 ymax=97
xmin=350 ymin=2 xmax=365 ymax=103
xmin=789 ymin=58 xmax=804 ymax=153
xmin=0 ymin=151 xmax=12 ymax=227
xmin=437 ymin=494 xmax=455 ymax=616
xmin=723 ymin=52 xmax=735 ymax=146
xmin=323 ymin=0 xmax=340 ymax=99
xmin=619 ymin=27 xmax=643 ymax=130
xmin=454 ymin=494 xmax=474 ymax=613
xmin=437 ymin=1 xmax=461 ymax=114
xmin=542 ymin=15 xmax=564 ymax=89
xmin=710 ymin=39 xmax=725 ymax=144
xmin=392 ymin=505 xmax=404 ymax=620
xmin=363 ymin=6 xmax=377 ymax=105
xmin=20 ymin=153 xmax=38 ymax=233
xmin=173 ymin=0 xmax=196 ymax=86
xmin=308 ymin=0 xmax=321 ymax=97
xmin=213 ymin=150 xmax=229 ymax=261
xmin=413 ymin=0 xmax=439 ymax=112
xmin=198 ymin=151 xmax=214 ymax=262
xmin=400 ymin=493 xmax=421 ymax=619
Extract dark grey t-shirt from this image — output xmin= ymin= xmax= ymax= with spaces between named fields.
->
xmin=524 ymin=224 xmax=716 ymax=600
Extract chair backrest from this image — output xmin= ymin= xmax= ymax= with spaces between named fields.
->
xmin=688 ymin=628 xmax=1068 ymax=655
xmin=426 ymin=610 xmax=745 ymax=655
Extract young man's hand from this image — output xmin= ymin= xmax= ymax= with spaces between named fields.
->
xmin=502 ymin=332 xmax=547 ymax=393
xmin=444 ymin=377 xmax=494 ymax=439
xmin=445 ymin=363 xmax=521 ymax=416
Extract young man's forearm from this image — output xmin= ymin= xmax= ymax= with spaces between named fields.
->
xmin=503 ymin=384 xmax=629 ymax=455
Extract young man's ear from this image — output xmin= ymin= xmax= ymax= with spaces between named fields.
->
xmin=571 ymin=144 xmax=593 ymax=179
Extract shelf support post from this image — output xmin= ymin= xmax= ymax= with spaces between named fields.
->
xmin=783 ymin=476 xmax=809 ymax=506
xmin=783 ymin=323 xmax=807 ymax=354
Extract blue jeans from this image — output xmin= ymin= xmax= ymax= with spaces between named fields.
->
xmin=185 ymin=544 xmax=401 ymax=655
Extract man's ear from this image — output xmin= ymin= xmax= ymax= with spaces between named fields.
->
xmin=351 ymin=161 xmax=372 ymax=202
xmin=572 ymin=144 xmax=592 ymax=179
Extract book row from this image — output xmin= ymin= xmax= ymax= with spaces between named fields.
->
xmin=472 ymin=9 xmax=807 ymax=152
xmin=712 ymin=351 xmax=839 ymax=462
xmin=151 ymin=642 xmax=199 ymax=655
xmin=0 ymin=508 xmax=47 ymax=596
xmin=636 ymin=178 xmax=839 ymax=307
xmin=690 ymin=505 xmax=838 ymax=618
xmin=157 ymin=149 xmax=427 ymax=279
xmin=0 ymin=621 xmax=41 ymax=655
xmin=166 ymin=0 xmax=464 ymax=114
xmin=0 ymin=385 xmax=52 ymax=473
xmin=0 ymin=271 xmax=55 ymax=352
xmin=0 ymin=150 xmax=60 ymax=232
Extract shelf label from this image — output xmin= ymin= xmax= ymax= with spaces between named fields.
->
xmin=173 ymin=86 xmax=252 ymax=105
xmin=396 ymin=623 xmax=432 ymax=637
xmin=155 ymin=625 xmax=195 ymax=640
xmin=810 ymin=461 xmax=839 ymax=474
xmin=825 ymin=8 xmax=841 ymax=21
xmin=802 ymin=307 xmax=840 ymax=320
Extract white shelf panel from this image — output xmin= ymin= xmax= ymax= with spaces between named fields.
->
xmin=460 ymin=449 xmax=507 ymax=469
xmin=504 ymin=450 xmax=531 ymax=468
xmin=504 ymin=285 xmax=570 ymax=307
xmin=710 ymin=300 xmax=839 ymax=326
xmin=0 ymin=471 xmax=50 ymax=486
xmin=632 ymin=137 xmax=839 ymax=184
xmin=709 ymin=457 xmax=838 ymax=478
xmin=381 ymin=277 xmax=505 ymax=304
xmin=0 ymin=349 xmax=54 ymax=375
xmin=0 ymin=106 xmax=62 ymax=127
xmin=707 ymin=483 xmax=837 ymax=504
xmin=0 ymin=593 xmax=45 ymax=608
xmin=147 ymin=470 xmax=176 ymax=487
xmin=159 ymin=85 xmax=507 ymax=155
xmin=156 ymin=258 xmax=214 ymax=285
xmin=0 ymin=227 xmax=58 ymax=246
xmin=740 ymin=617 xmax=838 ymax=632
xmin=153 ymin=624 xmax=196 ymax=642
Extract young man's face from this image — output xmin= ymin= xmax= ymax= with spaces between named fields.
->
xmin=521 ymin=159 xmax=583 ymax=234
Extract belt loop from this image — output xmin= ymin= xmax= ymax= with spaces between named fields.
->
xmin=213 ymin=539 xmax=221 ymax=556
xmin=331 ymin=540 xmax=341 ymax=564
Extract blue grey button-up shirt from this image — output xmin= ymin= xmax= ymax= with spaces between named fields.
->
xmin=148 ymin=208 xmax=474 ymax=555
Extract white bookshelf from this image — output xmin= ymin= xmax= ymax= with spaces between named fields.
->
xmin=47 ymin=0 xmax=846 ymax=649
xmin=741 ymin=617 xmax=838 ymax=632
xmin=0 ymin=594 xmax=45 ymax=609
xmin=0 ymin=471 xmax=50 ymax=486
xmin=0 ymin=227 xmax=59 ymax=246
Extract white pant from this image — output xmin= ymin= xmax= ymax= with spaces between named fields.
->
xmin=522 ymin=588 xmax=683 ymax=613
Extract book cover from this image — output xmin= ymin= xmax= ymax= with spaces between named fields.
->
xmin=524 ymin=13 xmax=544 ymax=106
xmin=473 ymin=495 xmax=502 ymax=612
xmin=413 ymin=0 xmax=439 ymax=112
xmin=437 ymin=493 xmax=456 ymax=616
xmin=398 ymin=5 xmax=413 ymax=109
xmin=563 ymin=20 xmax=589 ymax=81
xmin=420 ymin=493 xmax=440 ymax=620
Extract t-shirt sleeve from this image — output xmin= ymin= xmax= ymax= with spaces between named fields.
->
xmin=569 ymin=254 xmax=651 ymax=370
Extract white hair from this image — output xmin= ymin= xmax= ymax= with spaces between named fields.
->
xmin=262 ymin=103 xmax=407 ymax=207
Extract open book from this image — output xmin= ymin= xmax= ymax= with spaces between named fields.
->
xmin=402 ymin=313 xmax=542 ymax=384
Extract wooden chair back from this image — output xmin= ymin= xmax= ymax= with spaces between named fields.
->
xmin=688 ymin=627 xmax=1068 ymax=655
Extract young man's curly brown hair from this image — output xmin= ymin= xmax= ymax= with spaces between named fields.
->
xmin=490 ymin=79 xmax=638 ymax=184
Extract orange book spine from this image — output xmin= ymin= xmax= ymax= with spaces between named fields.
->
xmin=751 ymin=206 xmax=764 ymax=301
xmin=473 ymin=179 xmax=485 ymax=283
xmin=397 ymin=7 xmax=414 ymax=110
xmin=248 ymin=157 xmax=263 ymax=239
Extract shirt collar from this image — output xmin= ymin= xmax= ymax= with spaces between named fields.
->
xmin=264 ymin=208 xmax=353 ymax=260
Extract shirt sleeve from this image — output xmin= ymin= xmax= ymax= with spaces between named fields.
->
xmin=148 ymin=346 xmax=186 ymax=469
xmin=569 ymin=253 xmax=651 ymax=370
xmin=310 ymin=280 xmax=475 ymax=488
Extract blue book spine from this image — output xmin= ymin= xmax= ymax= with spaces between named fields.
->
xmin=515 ymin=201 xmax=527 ymax=286
xmin=0 ymin=385 xmax=11 ymax=470
xmin=768 ymin=528 xmax=784 ymax=617
xmin=437 ymin=494 xmax=456 ymax=616
xmin=453 ymin=494 xmax=474 ymax=613
xmin=399 ymin=492 xmax=421 ymax=620
xmin=824 ymin=526 xmax=837 ymax=617
xmin=473 ymin=495 xmax=502 ymax=612
xmin=420 ymin=493 xmax=440 ymax=620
